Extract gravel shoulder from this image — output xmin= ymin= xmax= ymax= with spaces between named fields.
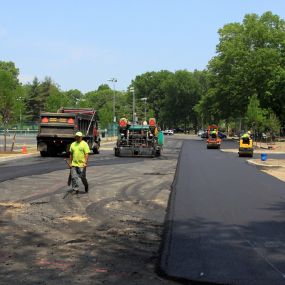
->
xmin=0 ymin=138 xmax=182 ymax=285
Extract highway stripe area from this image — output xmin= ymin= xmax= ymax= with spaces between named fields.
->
xmin=160 ymin=139 xmax=285 ymax=285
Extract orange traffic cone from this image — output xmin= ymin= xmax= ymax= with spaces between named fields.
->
xmin=21 ymin=146 xmax=27 ymax=154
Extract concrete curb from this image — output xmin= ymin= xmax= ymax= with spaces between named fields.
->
xmin=247 ymin=159 xmax=285 ymax=170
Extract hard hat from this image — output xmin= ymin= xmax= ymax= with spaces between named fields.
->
xmin=75 ymin=131 xmax=83 ymax=137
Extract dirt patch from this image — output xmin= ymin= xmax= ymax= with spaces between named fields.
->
xmin=0 ymin=148 xmax=38 ymax=157
xmin=248 ymin=159 xmax=285 ymax=183
xmin=262 ymin=168 xmax=285 ymax=182
xmin=256 ymin=141 xmax=285 ymax=151
xmin=59 ymin=215 xmax=88 ymax=222
xmin=0 ymin=201 xmax=27 ymax=214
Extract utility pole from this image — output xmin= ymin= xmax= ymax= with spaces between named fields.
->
xmin=141 ymin=97 xmax=147 ymax=122
xmin=130 ymin=87 xmax=135 ymax=124
xmin=107 ymin=78 xmax=117 ymax=136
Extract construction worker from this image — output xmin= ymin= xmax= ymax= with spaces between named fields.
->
xmin=247 ymin=130 xmax=253 ymax=139
xmin=210 ymin=130 xmax=217 ymax=138
xmin=69 ymin=131 xmax=90 ymax=193
xmin=241 ymin=132 xmax=250 ymax=144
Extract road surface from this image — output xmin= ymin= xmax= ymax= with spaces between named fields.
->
xmin=160 ymin=139 xmax=285 ymax=285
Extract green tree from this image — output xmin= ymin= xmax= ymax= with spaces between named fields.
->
xmin=45 ymin=85 xmax=69 ymax=112
xmin=0 ymin=70 xmax=17 ymax=126
xmin=0 ymin=69 xmax=19 ymax=151
xmin=205 ymin=11 xmax=285 ymax=126
xmin=161 ymin=70 xmax=202 ymax=130
xmin=131 ymin=70 xmax=172 ymax=121
xmin=64 ymin=89 xmax=83 ymax=106
xmin=81 ymin=88 xmax=129 ymax=128
xmin=25 ymin=77 xmax=41 ymax=121
xmin=0 ymin=61 xmax=21 ymax=127
xmin=0 ymin=61 xmax=19 ymax=84
xmin=264 ymin=111 xmax=281 ymax=136
xmin=246 ymin=94 xmax=267 ymax=132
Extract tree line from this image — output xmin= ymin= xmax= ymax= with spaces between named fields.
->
xmin=0 ymin=11 xmax=284 ymax=135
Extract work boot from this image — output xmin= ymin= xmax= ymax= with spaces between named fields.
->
xmin=85 ymin=184 xmax=89 ymax=193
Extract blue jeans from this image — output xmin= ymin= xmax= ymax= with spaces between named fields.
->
xmin=70 ymin=167 xmax=88 ymax=191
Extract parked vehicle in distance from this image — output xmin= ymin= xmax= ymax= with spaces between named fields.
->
xmin=197 ymin=129 xmax=205 ymax=136
xmin=201 ymin=131 xmax=227 ymax=139
xmin=163 ymin=129 xmax=174 ymax=135
xmin=175 ymin=127 xmax=184 ymax=133
xmin=201 ymin=131 xmax=208 ymax=138
xmin=218 ymin=132 xmax=227 ymax=139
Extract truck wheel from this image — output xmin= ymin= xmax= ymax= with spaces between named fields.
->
xmin=93 ymin=147 xmax=99 ymax=154
xmin=40 ymin=151 xmax=48 ymax=157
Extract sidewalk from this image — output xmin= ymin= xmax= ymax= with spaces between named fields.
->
xmin=247 ymin=158 xmax=285 ymax=169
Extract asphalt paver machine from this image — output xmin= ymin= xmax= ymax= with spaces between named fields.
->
xmin=114 ymin=118 xmax=163 ymax=157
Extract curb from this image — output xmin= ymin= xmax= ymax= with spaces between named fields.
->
xmin=247 ymin=159 xmax=284 ymax=170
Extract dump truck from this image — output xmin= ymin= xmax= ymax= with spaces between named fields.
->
xmin=114 ymin=117 xmax=163 ymax=157
xmin=206 ymin=124 xmax=221 ymax=149
xmin=37 ymin=107 xmax=100 ymax=157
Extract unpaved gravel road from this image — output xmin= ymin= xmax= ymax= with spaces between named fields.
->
xmin=0 ymin=136 xmax=185 ymax=285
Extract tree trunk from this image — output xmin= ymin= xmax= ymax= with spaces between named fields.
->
xmin=4 ymin=130 xmax=7 ymax=152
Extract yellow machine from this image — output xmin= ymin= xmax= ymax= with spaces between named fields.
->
xmin=238 ymin=136 xmax=253 ymax=157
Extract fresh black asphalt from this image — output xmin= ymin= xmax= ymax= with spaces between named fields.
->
xmin=160 ymin=139 xmax=285 ymax=285
xmin=0 ymin=153 xmax=149 ymax=183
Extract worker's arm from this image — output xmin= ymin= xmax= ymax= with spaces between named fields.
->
xmin=83 ymin=142 xmax=90 ymax=167
xmin=69 ymin=154 xmax=73 ymax=167
xmin=84 ymin=153 xmax=89 ymax=167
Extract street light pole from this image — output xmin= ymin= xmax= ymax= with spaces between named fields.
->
xmin=108 ymin=78 xmax=117 ymax=136
xmin=130 ymin=87 xmax=135 ymax=124
xmin=141 ymin=97 xmax=147 ymax=122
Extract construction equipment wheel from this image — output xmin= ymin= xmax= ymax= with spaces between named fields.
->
xmin=114 ymin=148 xmax=120 ymax=157
xmin=40 ymin=151 xmax=48 ymax=157
xmin=93 ymin=147 xmax=99 ymax=154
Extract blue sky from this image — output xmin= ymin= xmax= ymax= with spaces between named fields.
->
xmin=1 ymin=0 xmax=285 ymax=93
